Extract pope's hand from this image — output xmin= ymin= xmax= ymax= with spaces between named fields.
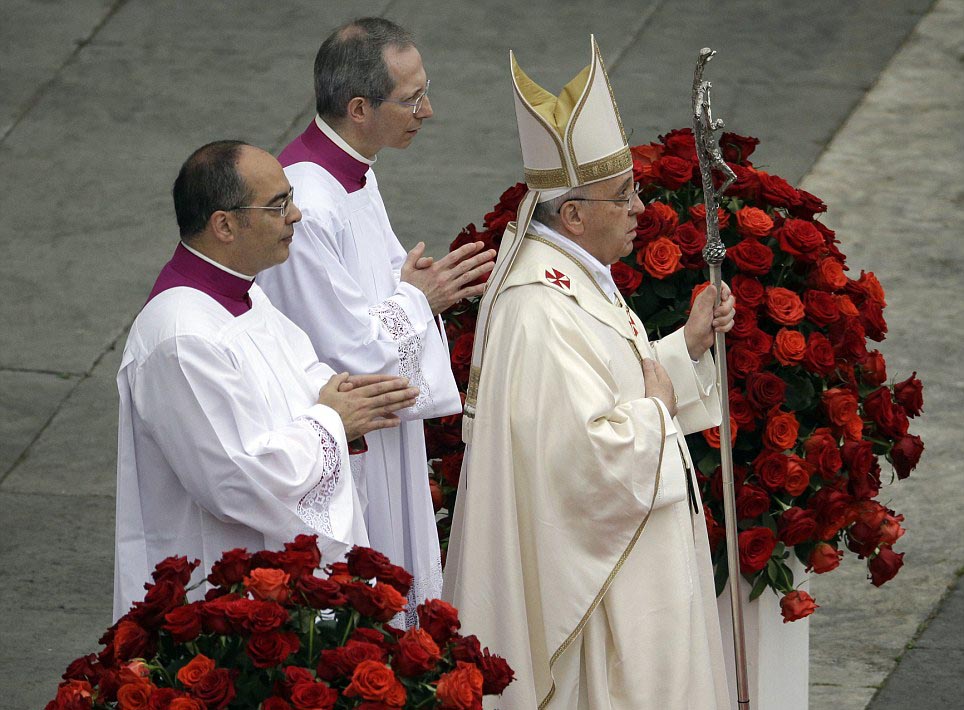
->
xmin=401 ymin=241 xmax=497 ymax=315
xmin=318 ymin=373 xmax=419 ymax=440
xmin=683 ymin=283 xmax=736 ymax=360
xmin=643 ymin=358 xmax=677 ymax=419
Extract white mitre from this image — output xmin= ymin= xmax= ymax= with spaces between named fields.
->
xmin=511 ymin=34 xmax=632 ymax=202
xmin=462 ymin=36 xmax=633 ymax=442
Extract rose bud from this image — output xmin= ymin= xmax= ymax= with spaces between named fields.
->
xmin=808 ymin=542 xmax=843 ymax=574
xmin=868 ymin=546 xmax=905 ymax=587
xmin=780 ymin=590 xmax=819 ymax=623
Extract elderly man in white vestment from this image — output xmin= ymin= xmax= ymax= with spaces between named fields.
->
xmin=113 ymin=140 xmax=420 ymax=619
xmin=258 ymin=18 xmax=496 ymax=626
xmin=442 ymin=38 xmax=736 ymax=709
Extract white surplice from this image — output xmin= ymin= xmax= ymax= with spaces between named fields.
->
xmin=258 ymin=120 xmax=460 ymax=626
xmin=113 ymin=284 xmax=367 ymax=620
xmin=443 ymin=227 xmax=730 ymax=709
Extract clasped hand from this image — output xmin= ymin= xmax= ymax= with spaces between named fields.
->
xmin=317 ymin=373 xmax=420 ymax=441
xmin=401 ymin=241 xmax=497 ymax=315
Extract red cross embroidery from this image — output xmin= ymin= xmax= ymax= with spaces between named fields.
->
xmin=625 ymin=307 xmax=639 ymax=336
xmin=545 ymin=268 xmax=570 ymax=289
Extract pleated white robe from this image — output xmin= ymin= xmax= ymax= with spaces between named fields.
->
xmin=443 ymin=234 xmax=730 ymax=709
xmin=114 ymin=285 xmax=366 ymax=619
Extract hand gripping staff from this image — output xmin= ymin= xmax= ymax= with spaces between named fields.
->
xmin=692 ymin=47 xmax=749 ymax=710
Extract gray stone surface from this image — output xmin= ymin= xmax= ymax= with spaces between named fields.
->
xmin=0 ymin=0 xmax=955 ymax=708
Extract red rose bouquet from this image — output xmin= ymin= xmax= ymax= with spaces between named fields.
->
xmin=46 ymin=536 xmax=513 ymax=709
xmin=426 ymin=128 xmax=924 ymax=623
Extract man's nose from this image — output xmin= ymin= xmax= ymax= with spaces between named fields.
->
xmin=287 ymin=202 xmax=303 ymax=224
xmin=417 ymin=95 xmax=433 ymax=119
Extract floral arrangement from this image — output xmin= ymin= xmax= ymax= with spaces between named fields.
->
xmin=425 ymin=128 xmax=925 ymax=623
xmin=46 ymin=536 xmax=513 ymax=709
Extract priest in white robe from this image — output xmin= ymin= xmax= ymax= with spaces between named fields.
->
xmin=258 ymin=18 xmax=495 ymax=626
xmin=443 ymin=38 xmax=736 ymax=709
xmin=114 ymin=140 xmax=419 ymax=619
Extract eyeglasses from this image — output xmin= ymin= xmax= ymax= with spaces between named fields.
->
xmin=373 ymin=79 xmax=431 ymax=115
xmin=558 ymin=182 xmax=642 ymax=213
xmin=230 ymin=187 xmax=295 ymax=218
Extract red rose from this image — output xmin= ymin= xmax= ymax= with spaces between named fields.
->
xmin=417 ymin=598 xmax=461 ymax=645
xmin=765 ymin=287 xmax=805 ymax=326
xmin=763 ymin=409 xmax=799 ymax=451
xmin=830 ymin=318 xmax=869 ymax=364
xmin=704 ymin=507 xmax=727 ymax=552
xmin=727 ymin=345 xmax=764 ymax=380
xmin=868 ymin=546 xmax=904 ymax=587
xmin=317 ymin=640 xmax=387 ymax=681
xmin=809 ymin=488 xmax=854 ymax=539
xmin=890 ymin=434 xmax=924 ymax=479
xmin=343 ymin=582 xmax=407 ymax=622
xmin=169 ymin=696 xmax=205 ymax=710
xmin=260 ymin=698 xmax=292 ymax=710
xmin=810 ymin=257 xmax=848 ymax=291
xmin=449 ymin=634 xmax=483 ymax=664
xmin=192 ymin=668 xmax=237 ymax=710
xmin=894 ymin=372 xmax=923 ymax=417
xmin=777 ymin=506 xmax=817 ymax=546
xmin=289 ymin=682 xmax=338 ymax=710
xmin=738 ymin=527 xmax=777 ymax=573
xmin=841 ymin=440 xmax=874 ymax=479
xmin=803 ymin=332 xmax=836 ymax=376
xmin=745 ymin=372 xmax=786 ymax=411
xmin=451 ymin=333 xmax=474 ymax=382
xmin=724 ymin=162 xmax=762 ymax=200
xmin=802 ymin=289 xmax=840 ymax=326
xmin=703 ymin=416 xmax=738 ymax=449
xmin=48 ymin=680 xmax=95 ymax=710
xmin=610 ymin=261 xmax=643 ymax=296
xmin=784 ymin=455 xmax=813 ymax=496
xmin=863 ymin=387 xmax=909 ymax=439
xmin=438 ymin=451 xmax=464 ymax=489
xmin=780 ymin=590 xmax=818 ymax=623
xmin=346 ymin=547 xmax=392 ymax=580
xmin=131 ymin=578 xmax=184 ymax=628
xmin=660 ymin=128 xmax=697 ymax=159
xmin=736 ymin=484 xmax=770 ymax=520
xmin=773 ymin=218 xmax=825 ymax=261
xmin=849 ymin=459 xmax=882 ymax=500
xmin=151 ymin=556 xmax=200 ymax=587
xmin=653 ymin=155 xmax=694 ymax=190
xmin=803 ymin=428 xmax=842 ymax=478
xmin=246 ymin=631 xmax=300 ymax=669
xmin=758 ymin=171 xmax=802 ymax=209
xmin=436 ymin=661 xmax=484 ymax=710
xmin=822 ymin=388 xmax=859 ymax=427
xmin=296 ymin=576 xmax=346 ymax=610
xmin=672 ymin=222 xmax=707 ymax=268
xmin=632 ymin=144 xmax=664 ymax=185
xmin=859 ymin=350 xmax=888 ymax=387
xmin=176 ymin=655 xmax=215 ymax=689
xmin=634 ymin=200 xmax=678 ymax=242
xmin=429 ymin=478 xmax=444 ymax=512
xmin=115 ymin=681 xmax=153 ymax=710
xmin=734 ymin=206 xmax=773 ymax=238
xmin=208 ymin=548 xmax=252 ymax=588
xmin=687 ymin=204 xmax=730 ymax=233
xmin=731 ymin=275 xmax=765 ymax=309
xmin=772 ymin=328 xmax=806 ymax=366
xmin=729 ymin=390 xmax=758 ymax=431
xmin=344 ymin=660 xmax=405 ymax=706
xmin=199 ymin=593 xmax=241 ymax=635
xmin=835 ymin=294 xmax=859 ymax=317
xmin=808 ymin=542 xmax=843 ymax=574
xmin=479 ymin=649 xmax=515 ymax=695
xmin=788 ymin=189 xmax=828 ymax=220
xmin=393 ymin=628 xmax=442 ymax=677
xmin=163 ymin=602 xmax=202 ymax=643
xmin=754 ymin=451 xmax=788 ymax=492
xmin=847 ymin=518 xmax=883 ymax=557
xmin=847 ymin=270 xmax=887 ymax=306
xmin=244 ymin=568 xmax=290 ymax=603
xmin=638 ymin=236 xmax=682 ymax=279
xmin=728 ymin=238 xmax=774 ymax=276
xmin=720 ymin=132 xmax=760 ymax=164
xmin=858 ymin=298 xmax=887 ymax=342
xmin=729 ymin=308 xmax=758 ymax=341
xmin=879 ymin=512 xmax=906 ymax=546
xmin=112 ymin=620 xmax=155 ymax=663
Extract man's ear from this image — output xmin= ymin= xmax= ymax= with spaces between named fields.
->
xmin=558 ymin=201 xmax=586 ymax=237
xmin=209 ymin=210 xmax=236 ymax=245
xmin=346 ymin=96 xmax=369 ymax=124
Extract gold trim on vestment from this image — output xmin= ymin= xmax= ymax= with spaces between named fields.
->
xmin=524 ymin=166 xmax=569 ymax=190
xmin=565 ymin=48 xmax=596 ymax=182
xmin=575 ymin=147 xmax=633 ymax=184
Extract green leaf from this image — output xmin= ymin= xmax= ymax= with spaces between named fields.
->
xmin=697 ymin=450 xmax=722 ymax=477
xmin=749 ymin=571 xmax=770 ymax=601
xmin=652 ymin=277 xmax=680 ymax=299
xmin=714 ymin=556 xmax=730 ymax=597
xmin=784 ymin=371 xmax=817 ymax=412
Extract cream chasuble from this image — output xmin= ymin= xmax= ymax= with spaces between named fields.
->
xmin=114 ymin=284 xmax=366 ymax=619
xmin=443 ymin=234 xmax=730 ymax=709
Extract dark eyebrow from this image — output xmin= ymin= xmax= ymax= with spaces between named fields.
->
xmin=617 ymin=177 xmax=632 ymax=193
xmin=268 ymin=187 xmax=292 ymax=205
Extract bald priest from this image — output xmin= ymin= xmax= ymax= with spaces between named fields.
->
xmin=113 ymin=140 xmax=418 ymax=618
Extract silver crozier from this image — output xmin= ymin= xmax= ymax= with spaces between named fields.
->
xmin=692 ymin=47 xmax=750 ymax=709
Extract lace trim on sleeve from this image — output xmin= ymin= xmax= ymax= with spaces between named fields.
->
xmin=368 ymin=299 xmax=432 ymax=414
xmin=293 ymin=416 xmax=342 ymax=538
